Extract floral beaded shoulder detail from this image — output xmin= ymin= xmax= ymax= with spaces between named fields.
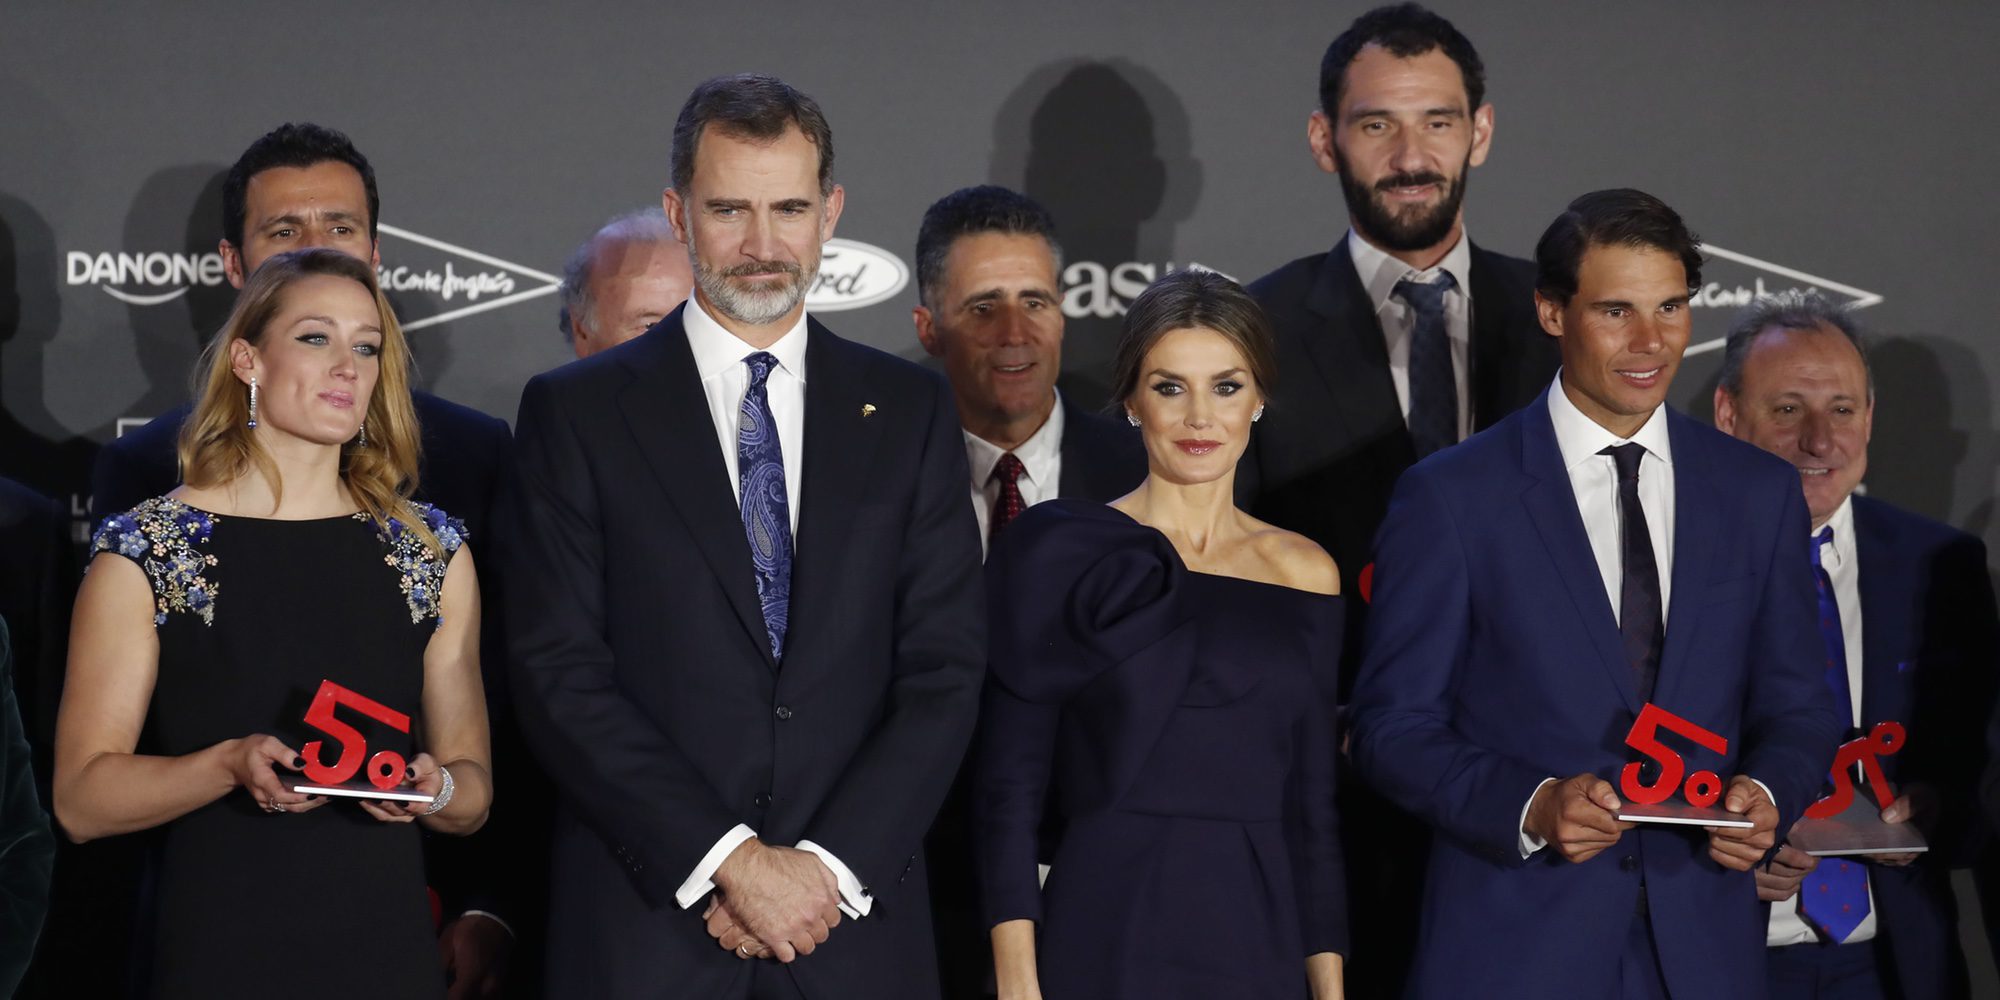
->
xmin=90 ymin=497 xmax=221 ymax=627
xmin=362 ymin=502 xmax=467 ymax=629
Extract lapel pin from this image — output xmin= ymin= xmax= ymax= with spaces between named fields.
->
xmin=861 ymin=403 xmax=877 ymax=418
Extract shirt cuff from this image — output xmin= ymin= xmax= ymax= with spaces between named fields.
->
xmin=676 ymin=824 xmax=758 ymax=910
xmin=1749 ymin=778 xmax=1778 ymax=815
xmin=797 ymin=840 xmax=871 ymax=919
xmin=1519 ymin=777 xmax=1557 ymax=859
xmin=457 ymin=909 xmax=515 ymax=939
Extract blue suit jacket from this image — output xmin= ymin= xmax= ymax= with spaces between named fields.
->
xmin=1350 ymin=389 xmax=1841 ymax=999
xmin=1802 ymin=495 xmax=1995 ymax=999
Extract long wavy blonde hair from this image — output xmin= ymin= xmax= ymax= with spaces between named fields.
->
xmin=179 ymin=247 xmax=438 ymax=554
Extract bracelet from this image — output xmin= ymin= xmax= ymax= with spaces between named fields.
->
xmin=424 ymin=765 xmax=455 ymax=815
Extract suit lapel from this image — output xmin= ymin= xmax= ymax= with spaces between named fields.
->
xmin=617 ymin=308 xmax=776 ymax=669
xmin=1852 ymin=498 xmax=1905 ymax=726
xmin=1465 ymin=243 xmax=1514 ymax=430
xmin=788 ymin=323 xmax=887 ymax=662
xmin=1517 ymin=393 xmax=1640 ymax=712
xmin=1654 ymin=411 xmax=1719 ymax=709
xmin=1299 ymin=236 xmax=1410 ymax=456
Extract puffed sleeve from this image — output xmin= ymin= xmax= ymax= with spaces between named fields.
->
xmin=973 ymin=501 xmax=1188 ymax=929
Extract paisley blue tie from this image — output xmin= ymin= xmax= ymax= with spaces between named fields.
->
xmin=1800 ymin=526 xmax=1869 ymax=942
xmin=738 ymin=352 xmax=792 ymax=661
xmin=1395 ymin=273 xmax=1458 ymax=458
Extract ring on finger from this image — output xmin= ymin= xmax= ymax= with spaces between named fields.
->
xmin=737 ymin=941 xmax=753 ymax=958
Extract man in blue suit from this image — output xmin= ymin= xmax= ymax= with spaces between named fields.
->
xmin=1350 ymin=189 xmax=1842 ymax=999
xmin=1715 ymin=294 xmax=1995 ymax=999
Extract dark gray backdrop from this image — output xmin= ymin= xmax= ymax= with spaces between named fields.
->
xmin=4 ymin=0 xmax=1997 ymax=979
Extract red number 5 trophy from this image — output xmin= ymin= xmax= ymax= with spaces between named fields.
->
xmin=285 ymin=679 xmax=436 ymax=804
xmin=1614 ymin=704 xmax=1754 ymax=828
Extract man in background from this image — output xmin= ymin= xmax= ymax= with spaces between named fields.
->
xmin=1717 ymin=293 xmax=1994 ymax=1000
xmin=557 ymin=209 xmax=693 ymax=360
xmin=1241 ymin=7 xmax=1559 ymax=990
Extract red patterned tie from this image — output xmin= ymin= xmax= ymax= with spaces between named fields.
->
xmin=989 ymin=452 xmax=1027 ymax=545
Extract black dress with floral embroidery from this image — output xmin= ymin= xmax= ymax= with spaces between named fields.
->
xmin=91 ymin=496 xmax=465 ymax=999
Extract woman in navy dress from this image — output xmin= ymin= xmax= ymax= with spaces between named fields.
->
xmin=53 ymin=248 xmax=493 ymax=998
xmin=976 ymin=269 xmax=1347 ymax=999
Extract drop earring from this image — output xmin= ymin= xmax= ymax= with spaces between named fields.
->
xmin=246 ymin=376 xmax=259 ymax=429
xmin=1126 ymin=411 xmax=1140 ymax=427
xmin=356 ymin=420 xmax=368 ymax=448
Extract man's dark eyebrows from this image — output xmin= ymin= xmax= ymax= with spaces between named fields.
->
xmin=1588 ymin=298 xmax=1636 ymax=310
xmin=258 ymin=212 xmax=308 ymax=230
xmin=1426 ymin=106 xmax=1467 ymax=119
xmin=774 ymin=198 xmax=813 ymax=211
xmin=704 ymin=197 xmax=752 ymax=210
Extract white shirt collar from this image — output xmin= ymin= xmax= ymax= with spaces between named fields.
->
xmin=1816 ymin=494 xmax=1856 ymax=567
xmin=963 ymin=390 xmax=1067 ymax=488
xmin=1347 ymin=227 xmax=1474 ymax=317
xmin=682 ymin=293 xmax=809 ymax=384
xmin=1546 ymin=371 xmax=1674 ymax=471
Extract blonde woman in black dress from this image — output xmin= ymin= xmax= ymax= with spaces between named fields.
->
xmin=54 ymin=248 xmax=492 ymax=999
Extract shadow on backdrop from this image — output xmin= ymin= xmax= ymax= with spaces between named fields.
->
xmin=0 ymin=194 xmax=94 ymax=514
xmin=119 ymin=164 xmax=233 ymax=423
xmin=992 ymin=59 xmax=1202 ymax=411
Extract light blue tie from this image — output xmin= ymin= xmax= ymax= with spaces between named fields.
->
xmin=737 ymin=352 xmax=792 ymax=661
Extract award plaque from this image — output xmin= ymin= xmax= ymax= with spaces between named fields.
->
xmin=292 ymin=679 xmax=431 ymax=802
xmin=1788 ymin=721 xmax=1924 ymax=856
xmin=1614 ymin=703 xmax=1756 ymax=828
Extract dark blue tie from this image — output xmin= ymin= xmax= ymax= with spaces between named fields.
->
xmin=1800 ymin=526 xmax=1870 ymax=942
xmin=1601 ymin=444 xmax=1661 ymax=702
xmin=1395 ymin=273 xmax=1458 ymax=457
xmin=738 ymin=352 xmax=793 ymax=661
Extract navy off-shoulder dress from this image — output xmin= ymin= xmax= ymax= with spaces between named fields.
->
xmin=974 ymin=500 xmax=1348 ymax=999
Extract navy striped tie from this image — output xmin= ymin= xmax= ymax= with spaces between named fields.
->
xmin=1396 ymin=274 xmax=1458 ymax=457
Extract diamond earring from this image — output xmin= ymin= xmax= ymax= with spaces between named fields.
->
xmin=1252 ymin=405 xmax=1264 ymax=423
xmin=247 ymin=376 xmax=259 ymax=429
xmin=1126 ymin=411 xmax=1140 ymax=427
xmin=356 ymin=420 xmax=368 ymax=448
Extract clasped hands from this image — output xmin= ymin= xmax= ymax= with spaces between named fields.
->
xmin=1756 ymin=787 xmax=1930 ymax=902
xmin=703 ymin=839 xmax=843 ymax=962
xmin=1526 ymin=772 xmax=1777 ymax=869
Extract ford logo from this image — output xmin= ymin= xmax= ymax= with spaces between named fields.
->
xmin=806 ymin=237 xmax=910 ymax=312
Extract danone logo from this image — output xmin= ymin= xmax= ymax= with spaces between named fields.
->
xmin=806 ymin=238 xmax=909 ymax=311
xmin=1683 ymin=243 xmax=1883 ymax=357
xmin=63 ymin=223 xmax=560 ymax=330
xmin=65 ymin=251 xmax=229 ymax=305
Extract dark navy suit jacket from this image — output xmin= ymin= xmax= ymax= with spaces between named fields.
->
xmin=1350 ymin=390 xmax=1842 ymax=999
xmin=502 ymin=306 xmax=985 ymax=999
xmin=1797 ymin=495 xmax=1995 ymax=999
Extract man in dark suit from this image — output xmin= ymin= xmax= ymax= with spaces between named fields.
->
xmin=0 ymin=616 xmax=54 ymax=997
xmin=1714 ymin=294 xmax=1994 ymax=999
xmin=910 ymin=185 xmax=1145 ymax=556
xmin=84 ymin=122 xmax=532 ymax=997
xmin=909 ymin=184 xmax=1145 ymax=998
xmin=504 ymin=75 xmax=984 ymax=999
xmin=1350 ymin=189 xmax=1842 ymax=999
xmin=1241 ymin=8 xmax=1559 ymax=991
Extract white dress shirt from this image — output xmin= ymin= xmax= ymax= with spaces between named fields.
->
xmin=673 ymin=295 xmax=871 ymax=919
xmin=1768 ymin=496 xmax=1875 ymax=945
xmin=1519 ymin=372 xmax=1677 ymax=856
xmin=965 ymin=391 xmax=1065 ymax=559
xmin=1348 ymin=229 xmax=1475 ymax=443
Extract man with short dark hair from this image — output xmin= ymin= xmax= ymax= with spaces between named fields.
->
xmin=504 ymin=74 xmax=983 ymax=999
xmin=558 ymin=209 xmax=693 ymax=360
xmin=1715 ymin=294 xmax=1993 ymax=1000
xmin=908 ymin=184 xmax=1143 ymax=998
xmin=1240 ymin=6 xmax=1559 ymax=989
xmin=1351 ymin=189 xmax=1840 ymax=998
xmin=912 ymin=185 xmax=1145 ymax=554
xmin=86 ymin=121 xmax=529 ymax=999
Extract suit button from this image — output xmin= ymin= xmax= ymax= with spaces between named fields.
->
xmin=1620 ymin=855 xmax=1639 ymax=872
xmin=754 ymin=792 xmax=772 ymax=809
xmin=775 ymin=706 xmax=793 ymax=721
